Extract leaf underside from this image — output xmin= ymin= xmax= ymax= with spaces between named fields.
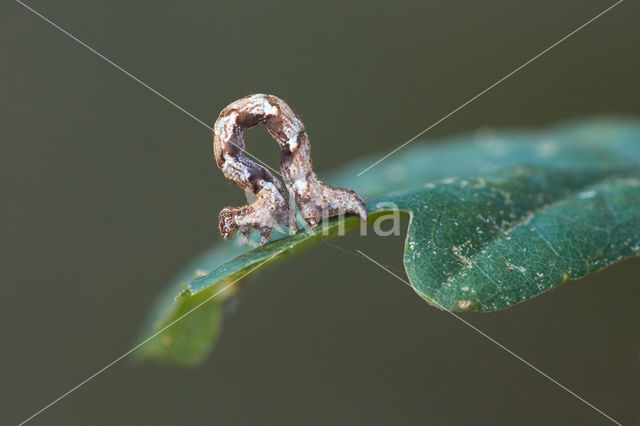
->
xmin=136 ymin=118 xmax=640 ymax=365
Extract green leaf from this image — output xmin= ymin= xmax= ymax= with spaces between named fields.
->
xmin=391 ymin=166 xmax=640 ymax=311
xmin=136 ymin=118 xmax=640 ymax=365
xmin=134 ymin=244 xmax=245 ymax=365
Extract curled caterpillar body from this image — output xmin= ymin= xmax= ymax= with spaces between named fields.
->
xmin=213 ymin=94 xmax=367 ymax=245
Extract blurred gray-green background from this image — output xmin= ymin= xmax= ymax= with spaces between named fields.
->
xmin=2 ymin=0 xmax=639 ymax=425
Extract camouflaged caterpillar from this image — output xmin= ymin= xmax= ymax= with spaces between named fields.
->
xmin=213 ymin=94 xmax=367 ymax=245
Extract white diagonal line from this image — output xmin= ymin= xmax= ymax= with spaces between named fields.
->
xmin=15 ymin=0 xmax=282 ymax=178
xmin=356 ymin=0 xmax=624 ymax=176
xmin=13 ymin=1 xmax=626 ymax=425
xmin=16 ymin=0 xmax=210 ymax=129
xmin=16 ymin=252 xmax=281 ymax=426
xmin=355 ymin=249 xmax=622 ymax=426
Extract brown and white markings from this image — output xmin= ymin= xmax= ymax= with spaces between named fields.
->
xmin=213 ymin=94 xmax=367 ymax=245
